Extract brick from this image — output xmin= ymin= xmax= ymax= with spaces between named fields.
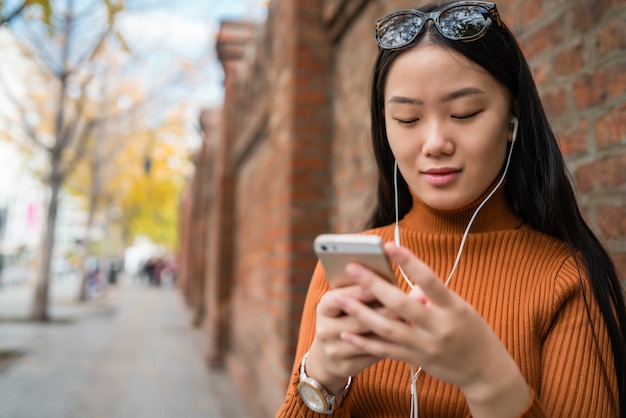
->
xmin=595 ymin=104 xmax=626 ymax=147
xmin=596 ymin=18 xmax=626 ymax=56
xmin=613 ymin=252 xmax=626 ymax=282
xmin=558 ymin=119 xmax=589 ymax=156
xmin=522 ymin=18 xmax=563 ymax=58
xmin=531 ymin=60 xmax=549 ymax=87
xmin=520 ymin=0 xmax=545 ymax=26
xmin=572 ymin=0 xmax=615 ymax=32
xmin=575 ymin=154 xmax=626 ymax=193
xmin=573 ymin=63 xmax=626 ymax=110
xmin=552 ymin=41 xmax=585 ymax=77
xmin=294 ymin=90 xmax=329 ymax=104
xmin=541 ymin=87 xmax=569 ymax=119
xmin=595 ymin=205 xmax=626 ymax=237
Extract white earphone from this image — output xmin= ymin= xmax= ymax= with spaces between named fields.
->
xmin=511 ymin=115 xmax=519 ymax=143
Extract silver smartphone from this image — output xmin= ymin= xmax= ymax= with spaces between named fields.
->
xmin=314 ymin=234 xmax=395 ymax=288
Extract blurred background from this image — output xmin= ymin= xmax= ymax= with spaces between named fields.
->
xmin=0 ymin=0 xmax=624 ymax=417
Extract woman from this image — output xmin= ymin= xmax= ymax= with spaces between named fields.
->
xmin=277 ymin=2 xmax=626 ymax=417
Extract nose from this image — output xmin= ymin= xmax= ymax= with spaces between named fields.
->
xmin=421 ymin=121 xmax=454 ymax=157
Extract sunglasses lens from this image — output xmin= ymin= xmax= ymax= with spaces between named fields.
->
xmin=377 ymin=13 xmax=424 ymax=49
xmin=438 ymin=5 xmax=492 ymax=39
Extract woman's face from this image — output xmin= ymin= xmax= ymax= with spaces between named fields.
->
xmin=384 ymin=44 xmax=514 ymax=211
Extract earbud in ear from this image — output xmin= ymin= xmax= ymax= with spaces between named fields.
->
xmin=510 ymin=116 xmax=519 ymax=143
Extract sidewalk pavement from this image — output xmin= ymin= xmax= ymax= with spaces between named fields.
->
xmin=0 ymin=274 xmax=251 ymax=418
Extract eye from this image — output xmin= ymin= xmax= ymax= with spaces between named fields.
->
xmin=394 ymin=117 xmax=419 ymax=125
xmin=452 ymin=110 xmax=482 ymax=120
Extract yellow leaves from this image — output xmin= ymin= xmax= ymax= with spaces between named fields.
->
xmin=114 ymin=135 xmax=187 ymax=250
xmin=64 ymin=115 xmax=191 ymax=251
xmin=25 ymin=0 xmax=52 ymax=26
xmin=96 ymin=116 xmax=187 ymax=249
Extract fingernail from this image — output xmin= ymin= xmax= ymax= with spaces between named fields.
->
xmin=339 ymin=331 xmax=353 ymax=342
xmin=346 ymin=263 xmax=363 ymax=280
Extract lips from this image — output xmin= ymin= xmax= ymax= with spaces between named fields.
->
xmin=422 ymin=167 xmax=461 ymax=186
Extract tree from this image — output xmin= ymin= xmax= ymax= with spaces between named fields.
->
xmin=66 ymin=109 xmax=191 ymax=299
xmin=0 ymin=0 xmax=126 ymax=320
xmin=1 ymin=0 xmax=209 ymax=317
xmin=115 ymin=119 xmax=191 ymax=250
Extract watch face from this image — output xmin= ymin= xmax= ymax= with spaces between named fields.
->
xmin=298 ymin=382 xmax=326 ymax=413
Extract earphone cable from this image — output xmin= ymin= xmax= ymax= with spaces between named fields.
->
xmin=394 ymin=132 xmax=517 ymax=418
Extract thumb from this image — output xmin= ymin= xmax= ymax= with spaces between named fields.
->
xmin=408 ymin=285 xmax=429 ymax=305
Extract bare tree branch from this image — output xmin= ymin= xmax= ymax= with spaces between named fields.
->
xmin=58 ymin=118 xmax=96 ymax=179
xmin=0 ymin=75 xmax=52 ymax=152
xmin=0 ymin=2 xmax=28 ymax=26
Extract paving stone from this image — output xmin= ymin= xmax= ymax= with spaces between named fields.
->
xmin=0 ymin=278 xmax=250 ymax=418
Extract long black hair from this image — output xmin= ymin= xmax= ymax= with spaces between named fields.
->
xmin=367 ymin=2 xmax=626 ymax=416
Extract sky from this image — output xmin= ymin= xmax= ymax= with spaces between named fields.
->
xmin=118 ymin=0 xmax=268 ymax=107
xmin=121 ymin=0 xmax=267 ymax=59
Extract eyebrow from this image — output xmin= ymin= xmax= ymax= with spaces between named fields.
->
xmin=387 ymin=87 xmax=486 ymax=105
xmin=441 ymin=87 xmax=486 ymax=103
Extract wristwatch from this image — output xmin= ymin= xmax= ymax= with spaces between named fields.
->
xmin=297 ymin=351 xmax=352 ymax=414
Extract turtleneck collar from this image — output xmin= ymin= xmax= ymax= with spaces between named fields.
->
xmin=399 ymin=183 xmax=524 ymax=235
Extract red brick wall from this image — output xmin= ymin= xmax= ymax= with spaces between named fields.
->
xmin=509 ymin=0 xmax=626 ymax=278
xmin=181 ymin=0 xmax=626 ymax=416
xmin=176 ymin=109 xmax=216 ymax=324
xmin=203 ymin=21 xmax=259 ymax=370
xmin=209 ymin=2 xmax=333 ymax=417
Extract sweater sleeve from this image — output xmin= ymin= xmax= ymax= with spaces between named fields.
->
xmin=528 ymin=256 xmax=618 ymax=417
xmin=275 ymin=262 xmax=354 ymax=418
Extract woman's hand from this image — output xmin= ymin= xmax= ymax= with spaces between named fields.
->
xmin=337 ymin=242 xmax=531 ymax=417
xmin=305 ymin=282 xmax=405 ymax=394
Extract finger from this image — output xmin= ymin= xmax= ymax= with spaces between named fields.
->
xmin=340 ymin=330 xmax=421 ymax=364
xmin=337 ymin=290 xmax=421 ymax=347
xmin=318 ymin=312 xmax=382 ymax=339
xmin=375 ymin=306 xmax=407 ymax=322
xmin=318 ymin=285 xmax=378 ymax=318
xmin=344 ymin=262 xmax=430 ymax=325
xmin=408 ymin=286 xmax=428 ymax=305
xmin=384 ymin=242 xmax=453 ymax=307
xmin=317 ymin=302 xmax=407 ymax=344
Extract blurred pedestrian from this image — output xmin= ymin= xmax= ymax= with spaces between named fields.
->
xmin=277 ymin=2 xmax=625 ymax=417
xmin=0 ymin=253 xmax=4 ymax=290
xmin=141 ymin=257 xmax=156 ymax=286
xmin=85 ymin=265 xmax=101 ymax=299
xmin=107 ymin=258 xmax=120 ymax=285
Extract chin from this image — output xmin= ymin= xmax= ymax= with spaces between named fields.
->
xmin=422 ymin=196 xmax=472 ymax=211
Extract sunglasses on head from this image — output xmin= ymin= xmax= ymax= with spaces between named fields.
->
xmin=375 ymin=1 xmax=502 ymax=50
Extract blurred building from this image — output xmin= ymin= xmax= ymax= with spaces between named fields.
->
xmin=0 ymin=152 xmax=44 ymax=264
xmin=178 ymin=1 xmax=626 ymax=416
xmin=0 ymin=28 xmax=86 ymax=276
xmin=0 ymin=28 xmax=46 ymax=268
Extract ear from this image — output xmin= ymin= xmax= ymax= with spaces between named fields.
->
xmin=507 ymin=101 xmax=520 ymax=143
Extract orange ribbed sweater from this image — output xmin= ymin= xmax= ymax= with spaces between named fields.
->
xmin=276 ymin=189 xmax=618 ymax=417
